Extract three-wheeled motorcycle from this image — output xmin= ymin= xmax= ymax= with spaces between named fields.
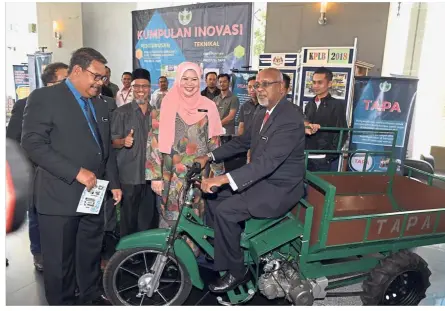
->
xmin=103 ymin=127 xmax=445 ymax=306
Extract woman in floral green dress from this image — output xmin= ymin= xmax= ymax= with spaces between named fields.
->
xmin=145 ymin=62 xmax=224 ymax=253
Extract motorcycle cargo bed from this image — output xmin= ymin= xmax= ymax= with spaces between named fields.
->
xmin=299 ymin=173 xmax=445 ymax=247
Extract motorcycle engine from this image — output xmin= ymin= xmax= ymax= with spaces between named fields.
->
xmin=258 ymin=258 xmax=314 ymax=305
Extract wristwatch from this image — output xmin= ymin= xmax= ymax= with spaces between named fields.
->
xmin=206 ymin=152 xmax=214 ymax=163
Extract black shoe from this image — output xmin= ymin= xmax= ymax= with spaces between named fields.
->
xmin=90 ymin=294 xmax=110 ymax=305
xmin=33 ymin=254 xmax=43 ymax=272
xmin=208 ymin=268 xmax=250 ymax=293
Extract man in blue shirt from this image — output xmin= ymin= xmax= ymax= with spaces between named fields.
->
xmin=22 ymin=47 xmax=122 ymax=305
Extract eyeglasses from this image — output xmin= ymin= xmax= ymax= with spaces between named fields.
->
xmin=85 ymin=69 xmax=108 ymax=82
xmin=132 ymin=84 xmax=151 ymax=90
xmin=253 ymin=81 xmax=281 ymax=90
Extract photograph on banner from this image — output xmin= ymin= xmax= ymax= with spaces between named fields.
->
xmin=299 ymin=66 xmax=352 ymax=109
xmin=281 ymin=70 xmax=295 ymax=96
xmin=348 ymin=77 xmax=418 ymax=173
xmin=304 ymin=70 xmax=315 ymax=97
xmin=231 ymin=70 xmax=257 ymax=126
xmin=160 ymin=64 xmax=177 ymax=79
xmin=13 ymin=64 xmax=30 ymax=101
xmin=132 ymin=3 xmax=252 ymax=92
xmin=331 ymin=71 xmax=348 ymax=100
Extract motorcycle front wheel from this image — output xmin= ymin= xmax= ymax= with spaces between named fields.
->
xmin=103 ymin=247 xmax=192 ymax=306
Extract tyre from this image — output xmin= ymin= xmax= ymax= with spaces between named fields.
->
xmin=361 ymin=250 xmax=431 ymax=305
xmin=103 ymin=247 xmax=192 ymax=306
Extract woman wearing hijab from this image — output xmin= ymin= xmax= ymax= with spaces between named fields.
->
xmin=145 ymin=62 xmax=224 ymax=253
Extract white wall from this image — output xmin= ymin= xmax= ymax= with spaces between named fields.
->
xmin=412 ymin=3 xmax=445 ymax=156
xmin=5 ymin=2 xmax=38 ymax=98
xmin=36 ymin=2 xmax=83 ymax=63
xmin=381 ymin=2 xmax=413 ymax=76
xmin=82 ymin=2 xmax=137 ymax=86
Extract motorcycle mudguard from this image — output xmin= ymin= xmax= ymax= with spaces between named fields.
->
xmin=116 ymin=228 xmax=204 ymax=290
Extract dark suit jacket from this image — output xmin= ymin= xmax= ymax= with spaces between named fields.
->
xmin=212 ymin=97 xmax=306 ymax=218
xmin=6 ymin=97 xmax=27 ymax=143
xmin=99 ymin=95 xmax=117 ymax=112
xmin=21 ymin=82 xmax=120 ymax=216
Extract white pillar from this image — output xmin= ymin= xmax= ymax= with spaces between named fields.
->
xmin=381 ymin=2 xmax=413 ymax=76
xmin=412 ymin=2 xmax=445 ymax=158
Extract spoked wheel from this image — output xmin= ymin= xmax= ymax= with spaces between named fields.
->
xmin=103 ymin=247 xmax=192 ymax=306
xmin=361 ymin=250 xmax=431 ymax=305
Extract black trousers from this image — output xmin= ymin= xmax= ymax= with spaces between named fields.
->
xmin=103 ymin=190 xmax=117 ymax=233
xmin=120 ymin=182 xmax=157 ymax=238
xmin=38 ymin=210 xmax=105 ymax=305
xmin=205 ymin=186 xmax=251 ymax=279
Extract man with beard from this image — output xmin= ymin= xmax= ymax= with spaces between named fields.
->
xmin=21 ymin=47 xmax=122 ymax=305
xmin=111 ymin=68 xmax=157 ymax=245
xmin=201 ymin=71 xmax=221 ymax=100
xmin=196 ymin=68 xmax=306 ymax=293
xmin=213 ymin=73 xmax=240 ymax=136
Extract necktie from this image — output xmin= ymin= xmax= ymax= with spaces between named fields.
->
xmin=81 ymin=97 xmax=104 ymax=156
xmin=262 ymin=111 xmax=270 ymax=126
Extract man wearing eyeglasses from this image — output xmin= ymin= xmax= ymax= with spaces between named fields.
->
xmin=21 ymin=47 xmax=122 ymax=306
xmin=111 ymin=68 xmax=157 ymax=248
xmin=7 ymin=62 xmax=68 ymax=273
xmin=195 ymin=68 xmax=306 ymax=293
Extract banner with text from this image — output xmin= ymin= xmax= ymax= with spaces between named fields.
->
xmin=12 ymin=65 xmax=30 ymax=100
xmin=348 ymin=77 xmax=418 ymax=173
xmin=231 ymin=70 xmax=257 ymax=126
xmin=27 ymin=53 xmax=52 ymax=92
xmin=132 ymin=3 xmax=252 ymax=91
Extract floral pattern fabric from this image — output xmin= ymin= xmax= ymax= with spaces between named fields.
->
xmin=145 ymin=109 xmax=224 ymax=228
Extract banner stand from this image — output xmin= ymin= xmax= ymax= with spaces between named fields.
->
xmin=258 ymin=53 xmax=300 ymax=103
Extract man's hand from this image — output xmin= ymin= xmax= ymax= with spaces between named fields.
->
xmin=194 ymin=155 xmax=210 ymax=170
xmin=76 ymin=168 xmax=97 ymax=190
xmin=124 ymin=129 xmax=134 ymax=148
xmin=305 ymin=123 xmax=320 ymax=135
xmin=111 ymin=189 xmax=122 ymax=205
xmin=201 ymin=175 xmax=229 ymax=193
xmin=151 ymin=180 xmax=164 ymax=196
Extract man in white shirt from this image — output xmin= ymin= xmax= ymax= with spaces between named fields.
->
xmin=116 ymin=72 xmax=133 ymax=107
xmin=150 ymin=75 xmax=169 ymax=109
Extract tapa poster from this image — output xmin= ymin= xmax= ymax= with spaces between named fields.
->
xmin=348 ymin=77 xmax=418 ymax=173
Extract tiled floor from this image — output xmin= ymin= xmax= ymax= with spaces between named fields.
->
xmin=6 ymin=222 xmax=445 ymax=306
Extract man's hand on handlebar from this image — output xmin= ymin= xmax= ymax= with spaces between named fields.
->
xmin=201 ymin=174 xmax=229 ymax=194
xmin=304 ymin=122 xmax=320 ymax=135
xmin=194 ymin=155 xmax=210 ymax=170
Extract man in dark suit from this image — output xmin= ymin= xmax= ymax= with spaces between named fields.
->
xmin=21 ymin=47 xmax=122 ymax=306
xmin=196 ymin=68 xmax=306 ymax=293
xmin=6 ymin=62 xmax=69 ymax=272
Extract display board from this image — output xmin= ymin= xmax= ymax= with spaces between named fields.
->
xmin=132 ymin=2 xmax=252 ymax=91
xmin=258 ymin=53 xmax=300 ymax=103
xmin=231 ymin=70 xmax=257 ymax=126
xmin=27 ymin=52 xmax=52 ymax=92
xmin=297 ymin=45 xmax=356 ymax=117
xmin=348 ymin=77 xmax=418 ymax=173
xmin=12 ymin=64 xmax=30 ymax=100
